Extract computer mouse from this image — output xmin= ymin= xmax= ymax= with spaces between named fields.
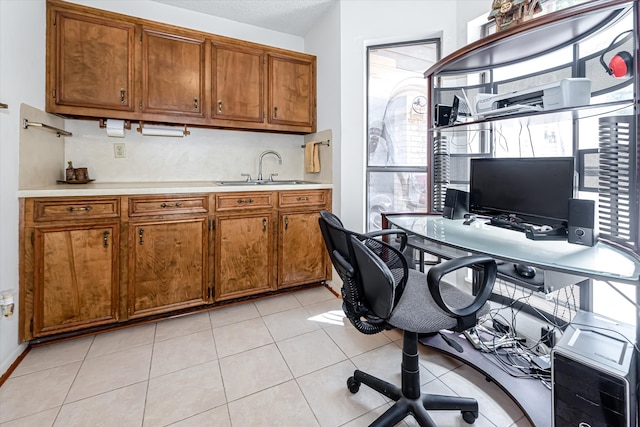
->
xmin=513 ymin=263 xmax=536 ymax=278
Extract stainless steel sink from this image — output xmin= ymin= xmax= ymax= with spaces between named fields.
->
xmin=214 ymin=180 xmax=316 ymax=186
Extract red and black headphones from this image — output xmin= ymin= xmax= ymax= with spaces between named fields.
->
xmin=600 ymin=30 xmax=634 ymax=78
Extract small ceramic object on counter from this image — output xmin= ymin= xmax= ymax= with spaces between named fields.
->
xmin=58 ymin=162 xmax=94 ymax=184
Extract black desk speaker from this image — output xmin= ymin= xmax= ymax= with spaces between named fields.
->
xmin=443 ymin=188 xmax=469 ymax=220
xmin=568 ymin=199 xmax=597 ymax=246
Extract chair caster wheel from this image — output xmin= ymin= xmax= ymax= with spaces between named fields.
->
xmin=462 ymin=411 xmax=478 ymax=424
xmin=347 ymin=377 xmax=360 ymax=394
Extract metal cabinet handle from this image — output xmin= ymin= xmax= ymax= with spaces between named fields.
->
xmin=138 ymin=228 xmax=144 ymax=245
xmin=218 ymin=100 xmax=223 ymax=113
xmin=103 ymin=230 xmax=110 ymax=248
xmin=160 ymin=202 xmax=182 ymax=208
xmin=296 ymin=196 xmax=309 ymax=202
xmin=120 ymin=88 xmax=126 ymax=104
xmin=193 ymin=97 xmax=199 ymax=111
xmin=263 ymin=218 xmax=267 ymax=232
xmin=285 ymin=216 xmax=289 ymax=231
xmin=273 ymin=106 xmax=278 ymax=119
xmin=67 ymin=206 xmax=92 ymax=212
xmin=236 ymin=198 xmax=254 ymax=204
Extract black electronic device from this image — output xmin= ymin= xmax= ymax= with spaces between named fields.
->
xmin=469 ymin=157 xmax=575 ymax=228
xmin=567 ymin=198 xmax=598 ymax=246
xmin=513 ymin=263 xmax=536 ymax=278
xmin=443 ymin=188 xmax=469 ymax=220
xmin=449 ymin=94 xmax=471 ymax=124
xmin=435 ymin=104 xmax=452 ymax=127
xmin=552 ymin=311 xmax=636 ymax=427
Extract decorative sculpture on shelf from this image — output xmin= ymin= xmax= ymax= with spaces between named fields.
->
xmin=488 ymin=0 xmax=542 ymax=32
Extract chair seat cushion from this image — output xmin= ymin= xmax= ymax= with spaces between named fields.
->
xmin=388 ymin=269 xmax=490 ymax=333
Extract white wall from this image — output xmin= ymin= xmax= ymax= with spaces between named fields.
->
xmin=0 ymin=0 xmax=45 ymax=375
xmin=332 ymin=0 xmax=488 ymax=231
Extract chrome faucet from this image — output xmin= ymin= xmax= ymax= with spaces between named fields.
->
xmin=257 ymin=150 xmax=282 ymax=181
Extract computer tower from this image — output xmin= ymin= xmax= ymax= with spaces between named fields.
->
xmin=552 ymin=311 xmax=637 ymax=427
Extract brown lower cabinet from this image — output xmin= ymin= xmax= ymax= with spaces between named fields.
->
xmin=128 ymin=218 xmax=209 ymax=318
xmin=19 ymin=189 xmax=331 ymax=342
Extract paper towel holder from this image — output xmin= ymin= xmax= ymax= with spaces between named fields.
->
xmin=99 ymin=118 xmax=131 ymax=130
xmin=136 ymin=121 xmax=190 ymax=137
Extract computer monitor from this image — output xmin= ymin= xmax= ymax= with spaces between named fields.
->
xmin=469 ymin=157 xmax=575 ymax=227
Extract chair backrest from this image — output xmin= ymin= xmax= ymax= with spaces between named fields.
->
xmin=318 ymin=210 xmax=407 ymax=334
xmin=350 ymin=236 xmax=407 ymax=319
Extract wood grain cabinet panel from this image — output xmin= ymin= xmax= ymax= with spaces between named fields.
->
xmin=47 ymin=7 xmax=135 ymax=113
xmin=128 ymin=195 xmax=208 ymax=217
xmin=267 ymin=53 xmax=316 ymax=130
xmin=214 ymin=212 xmax=276 ymax=301
xmin=128 ymin=218 xmax=208 ymax=318
xmin=46 ymin=0 xmax=316 ymax=133
xmin=278 ymin=211 xmax=326 ymax=288
xmin=33 ymin=223 xmax=119 ymax=337
xmin=33 ymin=198 xmax=120 ymax=222
xmin=212 ymin=42 xmax=264 ymax=123
xmin=141 ymin=28 xmax=206 ymax=117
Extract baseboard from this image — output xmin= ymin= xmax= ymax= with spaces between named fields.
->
xmin=0 ymin=343 xmax=29 ymax=387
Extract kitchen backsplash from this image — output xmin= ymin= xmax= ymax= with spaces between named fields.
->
xmin=63 ymin=120 xmax=308 ymax=183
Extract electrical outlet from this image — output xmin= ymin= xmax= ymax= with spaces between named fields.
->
xmin=114 ymin=143 xmax=126 ymax=158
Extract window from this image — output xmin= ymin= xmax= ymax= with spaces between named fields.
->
xmin=366 ymin=40 xmax=439 ymax=230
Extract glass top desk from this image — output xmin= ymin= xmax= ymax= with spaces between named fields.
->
xmin=385 ymin=214 xmax=640 ymax=285
xmin=384 ymin=213 xmax=640 ymax=426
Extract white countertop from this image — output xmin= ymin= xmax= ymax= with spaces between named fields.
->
xmin=18 ymin=181 xmax=333 ymax=197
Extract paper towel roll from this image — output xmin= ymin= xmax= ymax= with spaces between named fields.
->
xmin=106 ymin=119 xmax=125 ymax=138
xmin=140 ymin=127 xmax=185 ymax=137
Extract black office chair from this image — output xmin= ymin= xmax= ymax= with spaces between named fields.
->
xmin=318 ymin=210 xmax=497 ymax=426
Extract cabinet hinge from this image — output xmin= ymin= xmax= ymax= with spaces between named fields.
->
xmin=139 ymin=99 xmax=142 ymax=110
xmin=53 ymin=15 xmax=56 ymax=26
xmin=52 ymin=89 xmax=56 ymax=99
xmin=31 ymin=230 xmax=34 ymax=245
xmin=139 ymin=32 xmax=142 ymax=43
xmin=29 ymin=318 xmax=33 ymax=333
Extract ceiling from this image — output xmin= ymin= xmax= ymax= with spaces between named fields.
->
xmin=152 ymin=0 xmax=337 ymax=36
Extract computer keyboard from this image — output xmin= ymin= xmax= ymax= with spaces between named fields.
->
xmin=489 ymin=216 xmax=528 ymax=231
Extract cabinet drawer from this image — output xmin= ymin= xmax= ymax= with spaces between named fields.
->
xmin=33 ymin=198 xmax=120 ymax=221
xmin=279 ymin=190 xmax=328 ymax=208
xmin=216 ymin=192 xmax=274 ymax=211
xmin=128 ymin=195 xmax=208 ymax=217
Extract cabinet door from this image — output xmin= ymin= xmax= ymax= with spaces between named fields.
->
xmin=49 ymin=9 xmax=135 ymax=112
xmin=267 ymin=53 xmax=315 ymax=129
xmin=33 ymin=224 xmax=119 ymax=337
xmin=214 ymin=213 xmax=276 ymax=301
xmin=129 ymin=218 xmax=208 ymax=318
xmin=212 ymin=43 xmax=264 ymax=123
xmin=278 ymin=211 xmax=327 ymax=288
xmin=141 ymin=28 xmax=206 ymax=117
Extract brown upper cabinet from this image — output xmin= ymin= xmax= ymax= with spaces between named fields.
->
xmin=211 ymin=42 xmax=264 ymax=124
xmin=268 ymin=53 xmax=315 ymax=129
xmin=48 ymin=8 xmax=136 ymax=113
xmin=140 ymin=28 xmax=206 ymax=118
xmin=45 ymin=0 xmax=316 ymax=134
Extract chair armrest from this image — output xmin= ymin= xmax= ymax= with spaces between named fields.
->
xmin=426 ymin=255 xmax=497 ymax=326
xmin=360 ymin=229 xmax=408 ymax=251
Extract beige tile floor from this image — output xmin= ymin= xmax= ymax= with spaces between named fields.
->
xmin=0 ymin=286 xmax=535 ymax=427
